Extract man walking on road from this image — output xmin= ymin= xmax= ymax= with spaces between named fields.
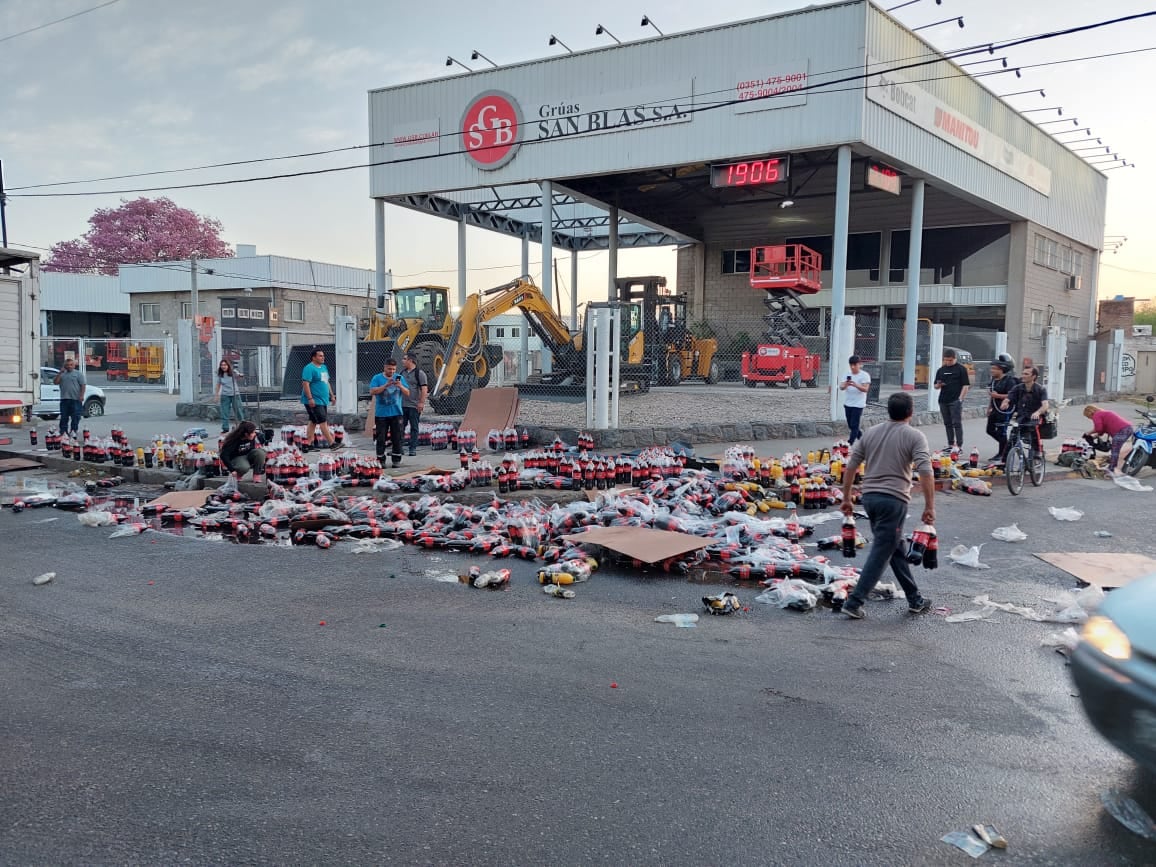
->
xmin=54 ymin=358 xmax=86 ymax=437
xmin=301 ymin=348 xmax=337 ymax=450
xmin=840 ymin=392 xmax=935 ymax=620
xmin=400 ymin=352 xmax=428 ymax=457
xmin=933 ymin=348 xmax=970 ymax=450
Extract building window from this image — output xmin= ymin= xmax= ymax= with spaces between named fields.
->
xmin=139 ymin=303 xmax=160 ymax=324
xmin=494 ymin=327 xmax=506 ymax=338
xmin=1071 ymin=251 xmax=1084 ymax=278
xmin=1029 ymin=309 xmax=1044 ymax=339
xmin=511 ymin=326 xmax=520 ymax=338
xmin=1060 ymin=246 xmax=1073 ymax=274
xmin=286 ymin=300 xmax=305 ymax=322
xmin=722 ymin=249 xmax=752 ymax=275
xmin=328 ymin=304 xmax=348 ymax=325
xmin=1034 ymin=234 xmax=1059 ymax=269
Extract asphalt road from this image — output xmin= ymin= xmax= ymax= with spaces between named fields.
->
xmin=2 ymin=468 xmax=1156 ymax=865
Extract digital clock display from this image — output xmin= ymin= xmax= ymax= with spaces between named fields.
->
xmin=710 ymin=156 xmax=790 ymax=188
xmin=865 ymin=161 xmax=902 ymax=195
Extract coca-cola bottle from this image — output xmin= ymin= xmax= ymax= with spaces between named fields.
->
xmin=922 ymin=526 xmax=939 ymax=569
xmin=906 ymin=524 xmax=932 ymax=565
xmin=969 ymin=447 xmax=979 ymax=469
xmin=841 ymin=515 xmax=857 ymax=558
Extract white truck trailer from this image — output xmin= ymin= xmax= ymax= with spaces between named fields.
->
xmin=0 ymin=247 xmax=41 ymax=425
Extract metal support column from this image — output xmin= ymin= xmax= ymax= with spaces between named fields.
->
xmin=903 ymin=179 xmax=926 ymax=391
xmin=374 ymin=199 xmax=386 ymax=308
xmin=928 ymin=323 xmax=944 ymax=412
xmin=334 ymin=315 xmax=357 ymax=415
xmin=519 ymin=233 xmax=530 ymax=382
xmin=570 ymin=248 xmax=578 ymax=331
xmin=828 ymin=144 xmax=852 ymax=422
xmin=457 ymin=216 xmax=467 ymax=309
xmin=610 ymin=306 xmax=621 ymax=428
xmin=1086 ymin=249 xmax=1101 ymax=395
xmin=875 ymin=305 xmax=887 ymax=370
xmin=540 ymin=181 xmax=554 ymax=374
xmin=607 ymin=205 xmax=619 ymax=302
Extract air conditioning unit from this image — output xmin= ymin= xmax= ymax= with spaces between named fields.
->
xmin=270 ymin=310 xmax=280 ymax=323
xmin=1065 ymin=275 xmax=1082 ymax=290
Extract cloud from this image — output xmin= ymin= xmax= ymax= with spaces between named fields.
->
xmin=232 ymin=37 xmax=387 ymax=91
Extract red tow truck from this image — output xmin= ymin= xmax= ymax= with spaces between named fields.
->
xmin=740 ymin=244 xmax=823 ymax=389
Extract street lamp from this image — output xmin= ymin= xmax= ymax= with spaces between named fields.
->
xmin=595 ymin=24 xmax=621 ymax=44
xmin=640 ymin=15 xmax=663 ymax=35
xmin=912 ymin=16 xmax=964 ymax=31
xmin=445 ymin=56 xmax=473 ymax=72
xmin=470 ymin=50 xmax=497 ymax=68
xmin=548 ymin=34 xmax=573 ymax=53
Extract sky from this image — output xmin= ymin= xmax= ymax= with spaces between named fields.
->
xmin=3 ymin=0 xmax=1156 ymax=307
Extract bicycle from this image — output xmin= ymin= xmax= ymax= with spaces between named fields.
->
xmin=1003 ymin=418 xmax=1045 ymax=495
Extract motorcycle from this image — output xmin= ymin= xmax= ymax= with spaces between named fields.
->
xmin=1121 ymin=395 xmax=1156 ymax=476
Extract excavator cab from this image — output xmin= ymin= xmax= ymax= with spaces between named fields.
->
xmin=394 ymin=287 xmax=450 ymax=332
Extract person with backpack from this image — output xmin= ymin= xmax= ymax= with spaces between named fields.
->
xmin=400 ymin=352 xmax=429 ymax=457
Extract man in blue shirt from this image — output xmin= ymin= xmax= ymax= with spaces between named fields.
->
xmin=301 ymin=348 xmax=336 ymax=450
xmin=368 ymin=358 xmax=409 ymax=468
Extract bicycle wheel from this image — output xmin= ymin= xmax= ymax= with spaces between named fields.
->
xmin=1006 ymin=447 xmax=1025 ymax=495
xmin=1029 ymin=448 xmax=1046 ymax=486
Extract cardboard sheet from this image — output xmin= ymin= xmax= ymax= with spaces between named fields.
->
xmin=0 ymin=457 xmax=43 ymax=472
xmin=1035 ymin=552 xmax=1156 ymax=589
xmin=391 ymin=466 xmax=452 ymax=480
xmin=144 ymin=489 xmax=214 ymax=509
xmin=460 ymin=387 xmax=520 ymax=444
xmin=561 ymin=526 xmax=710 ymax=564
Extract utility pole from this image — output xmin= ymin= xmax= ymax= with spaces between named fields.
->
xmin=190 ymin=257 xmax=198 ymax=398
xmin=0 ymin=159 xmax=9 ymax=248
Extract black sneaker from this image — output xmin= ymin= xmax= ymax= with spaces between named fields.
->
xmin=908 ymin=597 xmax=932 ymax=615
xmin=842 ymin=604 xmax=866 ymax=620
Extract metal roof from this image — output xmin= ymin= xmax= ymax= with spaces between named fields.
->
xmin=41 ymin=272 xmax=129 ymax=314
xmin=119 ymin=255 xmax=375 ymax=297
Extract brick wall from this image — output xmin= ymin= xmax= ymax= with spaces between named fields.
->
xmin=1097 ymin=297 xmax=1135 ymax=335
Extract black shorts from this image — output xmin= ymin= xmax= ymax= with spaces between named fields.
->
xmin=305 ymin=403 xmax=329 ymax=424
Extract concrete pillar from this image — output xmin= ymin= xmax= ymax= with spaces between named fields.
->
xmin=177 ymin=319 xmax=194 ymax=403
xmin=828 ymin=144 xmax=852 ymax=422
xmin=903 ymin=179 xmax=926 ymax=390
xmin=610 ymin=306 xmax=621 ymax=429
xmin=1085 ymin=339 xmax=1097 ymax=396
xmin=928 ymin=323 xmax=944 ymax=412
xmin=607 ymin=206 xmax=619 ymax=302
xmin=1107 ymin=329 xmax=1124 ymax=392
xmin=836 ymin=314 xmax=856 ymax=409
xmin=164 ymin=336 xmax=177 ymax=394
xmin=520 ymin=233 xmax=530 ymax=382
xmin=1086 ymin=249 xmax=1101 ymax=395
xmin=876 ymin=305 xmax=887 ymax=369
xmin=333 ymin=314 xmax=357 ymax=415
xmin=995 ymin=331 xmax=1008 ymax=359
xmin=593 ymin=306 xmax=612 ymax=429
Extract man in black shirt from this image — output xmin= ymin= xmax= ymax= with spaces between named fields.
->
xmin=933 ymin=348 xmax=970 ymax=449
xmin=986 ymin=357 xmax=1017 ymax=462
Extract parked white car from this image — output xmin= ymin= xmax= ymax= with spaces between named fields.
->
xmin=33 ymin=367 xmax=107 ymax=419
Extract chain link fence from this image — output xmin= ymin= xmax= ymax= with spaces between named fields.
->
xmin=41 ymin=337 xmax=173 ymax=391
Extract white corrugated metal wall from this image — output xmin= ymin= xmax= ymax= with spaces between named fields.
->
xmin=369 ymin=1 xmax=867 ymax=197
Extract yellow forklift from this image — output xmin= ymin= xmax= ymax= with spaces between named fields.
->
xmin=616 ymin=276 xmax=720 ymax=385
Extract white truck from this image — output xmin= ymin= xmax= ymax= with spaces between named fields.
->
xmin=0 ymin=247 xmax=41 ymax=425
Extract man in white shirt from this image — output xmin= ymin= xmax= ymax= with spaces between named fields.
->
xmin=839 ymin=355 xmax=871 ymax=444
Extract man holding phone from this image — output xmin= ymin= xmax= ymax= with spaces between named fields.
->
xmin=839 ymin=355 xmax=871 ymax=444
xmin=932 ymin=348 xmax=970 ymax=450
xmin=367 ymin=358 xmax=410 ymax=468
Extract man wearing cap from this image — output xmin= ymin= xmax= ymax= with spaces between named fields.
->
xmin=400 ymin=352 xmax=429 ymax=457
xmin=986 ymin=356 xmax=1017 ymax=462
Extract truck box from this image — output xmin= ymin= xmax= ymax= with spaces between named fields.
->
xmin=0 ymin=248 xmax=41 ymax=424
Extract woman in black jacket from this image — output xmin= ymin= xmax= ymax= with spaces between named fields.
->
xmin=220 ymin=421 xmax=266 ymax=480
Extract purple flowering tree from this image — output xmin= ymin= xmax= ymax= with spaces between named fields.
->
xmin=44 ymin=197 xmax=233 ymax=274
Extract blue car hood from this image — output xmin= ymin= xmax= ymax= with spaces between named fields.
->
xmin=1100 ymin=574 xmax=1156 ymax=658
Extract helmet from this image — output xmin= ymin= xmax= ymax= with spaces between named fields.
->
xmin=991 ymin=354 xmax=1014 ymax=373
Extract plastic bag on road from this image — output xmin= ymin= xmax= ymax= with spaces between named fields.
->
xmin=940 ymin=830 xmax=989 ymax=859
xmin=1044 ymin=584 xmax=1104 ymax=623
xmin=949 ymin=544 xmax=991 ymax=569
xmin=1040 ymin=627 xmax=1080 ymax=650
xmin=1048 ymin=506 xmax=1084 ymax=521
xmin=349 ymin=538 xmax=403 ymax=554
xmin=31 ymin=572 xmax=55 ymax=586
xmin=1101 ymin=789 xmax=1156 ymax=841
xmin=109 ymin=523 xmax=147 ymax=538
xmin=655 ymin=613 xmax=699 ymax=628
xmin=754 ymin=579 xmax=819 ymax=611
xmin=945 ymin=606 xmax=998 ymax=623
xmin=991 ymin=523 xmax=1027 ymax=542
xmin=77 ymin=511 xmax=117 ymax=527
xmin=1113 ymin=473 xmax=1153 ymax=492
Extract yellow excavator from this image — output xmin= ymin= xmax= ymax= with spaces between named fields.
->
xmin=430 ymin=276 xmax=653 ymax=414
xmin=363 ymin=284 xmax=499 ymax=394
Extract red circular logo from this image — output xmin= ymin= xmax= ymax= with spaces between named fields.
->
xmin=460 ymin=90 xmax=522 ymax=170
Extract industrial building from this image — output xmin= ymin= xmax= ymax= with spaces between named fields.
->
xmin=366 ymin=0 xmax=1107 ymax=419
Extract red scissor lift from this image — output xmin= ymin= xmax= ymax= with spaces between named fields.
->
xmin=741 ymin=244 xmax=823 ymax=388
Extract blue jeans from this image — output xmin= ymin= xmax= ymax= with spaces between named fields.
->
xmin=60 ymin=398 xmax=83 ymax=436
xmin=844 ymin=405 xmax=864 ymax=444
xmin=402 ymin=406 xmax=421 ymax=454
xmin=219 ymin=394 xmax=245 ymax=431
xmin=846 ymin=492 xmax=925 ymax=610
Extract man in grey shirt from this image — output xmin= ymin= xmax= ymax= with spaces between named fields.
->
xmin=839 ymin=391 xmax=935 ymax=619
xmin=54 ymin=358 xmax=86 ymax=436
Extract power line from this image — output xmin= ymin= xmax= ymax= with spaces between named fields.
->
xmin=9 ymin=11 xmax=1153 ymax=199
xmin=10 ymin=13 xmax=1151 ymax=196
xmin=0 ymin=0 xmax=122 ymax=45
